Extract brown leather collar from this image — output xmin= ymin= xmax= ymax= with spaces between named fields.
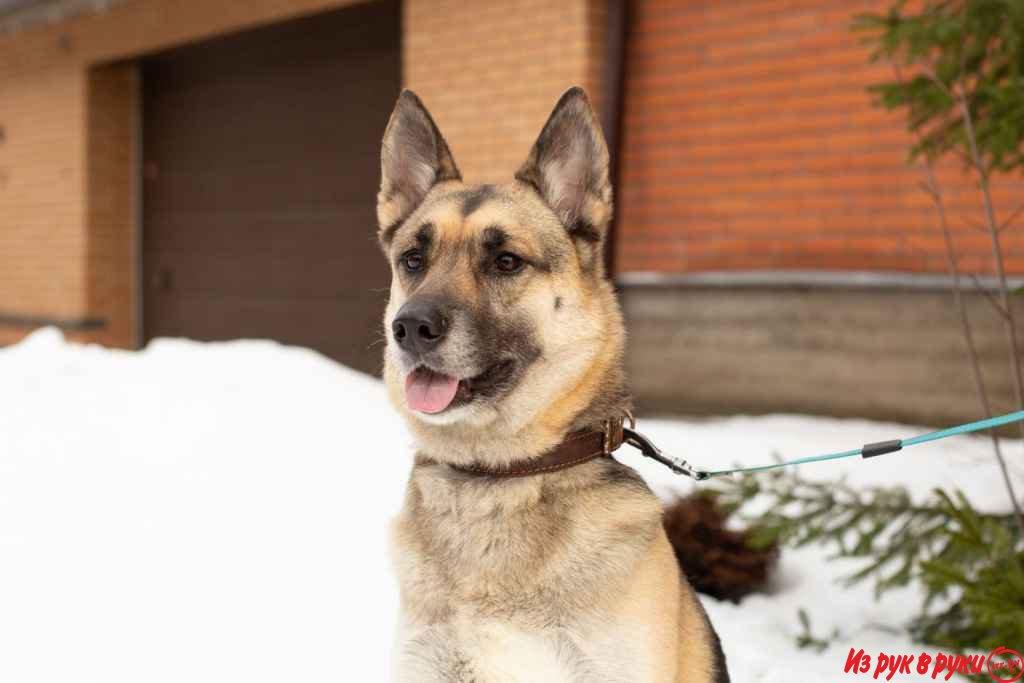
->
xmin=449 ymin=416 xmax=626 ymax=478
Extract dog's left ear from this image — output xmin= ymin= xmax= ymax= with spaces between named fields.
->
xmin=516 ymin=87 xmax=612 ymax=251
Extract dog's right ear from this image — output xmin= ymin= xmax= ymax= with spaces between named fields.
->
xmin=378 ymin=90 xmax=461 ymax=244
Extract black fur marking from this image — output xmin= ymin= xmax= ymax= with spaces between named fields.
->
xmin=597 ymin=460 xmax=649 ymax=493
xmin=415 ymin=223 xmax=434 ymax=247
xmin=554 ymin=296 xmax=562 ymax=310
xmin=461 ymin=185 xmax=497 ymax=217
xmin=481 ymin=226 xmax=507 ymax=251
xmin=381 ymin=218 xmax=404 ymax=245
xmin=708 ymin=618 xmax=731 ymax=683
xmin=469 ymin=310 xmax=542 ymax=402
xmin=568 ymin=218 xmax=601 ymax=243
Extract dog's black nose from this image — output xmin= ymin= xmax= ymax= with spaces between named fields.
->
xmin=392 ymin=299 xmax=448 ymax=354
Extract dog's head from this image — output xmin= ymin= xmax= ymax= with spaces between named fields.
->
xmin=377 ymin=88 xmax=625 ymax=446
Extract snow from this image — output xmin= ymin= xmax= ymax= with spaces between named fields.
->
xmin=1 ymin=328 xmax=1020 ymax=682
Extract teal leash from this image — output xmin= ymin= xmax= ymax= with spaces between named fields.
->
xmin=621 ymin=409 xmax=1024 ymax=481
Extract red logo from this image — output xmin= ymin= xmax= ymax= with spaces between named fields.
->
xmin=988 ymin=647 xmax=1024 ymax=683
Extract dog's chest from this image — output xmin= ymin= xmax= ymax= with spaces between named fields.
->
xmin=391 ymin=467 xmax=662 ymax=681
xmin=395 ymin=614 xmax=648 ymax=682
xmin=394 ymin=472 xmax=627 ymax=623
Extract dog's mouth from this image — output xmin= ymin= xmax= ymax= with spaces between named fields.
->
xmin=404 ymin=359 xmax=517 ymax=414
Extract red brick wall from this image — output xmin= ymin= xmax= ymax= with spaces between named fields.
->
xmin=404 ymin=0 xmax=608 ymax=184
xmin=616 ymin=0 xmax=1024 ymax=275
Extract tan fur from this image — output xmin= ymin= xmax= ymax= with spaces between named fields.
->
xmin=379 ymin=88 xmax=726 ymax=682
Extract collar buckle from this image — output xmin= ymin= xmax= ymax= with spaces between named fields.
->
xmin=602 ymin=414 xmax=627 ymax=455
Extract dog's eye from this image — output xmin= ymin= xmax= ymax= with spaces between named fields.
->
xmin=401 ymin=250 xmax=424 ymax=273
xmin=494 ymin=252 xmax=524 ymax=274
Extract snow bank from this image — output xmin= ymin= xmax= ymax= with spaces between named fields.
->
xmin=0 ymin=329 xmax=1018 ymax=681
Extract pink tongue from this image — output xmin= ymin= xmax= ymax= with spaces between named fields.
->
xmin=405 ymin=370 xmax=460 ymax=414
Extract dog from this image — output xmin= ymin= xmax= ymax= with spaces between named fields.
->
xmin=377 ymin=86 xmax=729 ymax=682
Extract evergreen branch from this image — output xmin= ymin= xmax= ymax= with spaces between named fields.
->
xmin=713 ymin=467 xmax=1024 ymax=655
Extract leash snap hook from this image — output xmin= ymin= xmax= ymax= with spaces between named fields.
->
xmin=622 ymin=427 xmax=708 ymax=480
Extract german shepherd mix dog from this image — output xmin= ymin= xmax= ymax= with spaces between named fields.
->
xmin=377 ymin=87 xmax=728 ymax=682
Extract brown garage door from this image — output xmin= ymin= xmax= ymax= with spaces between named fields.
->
xmin=143 ymin=0 xmax=398 ymax=375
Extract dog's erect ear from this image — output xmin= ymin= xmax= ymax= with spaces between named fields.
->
xmin=516 ymin=87 xmax=612 ymax=246
xmin=378 ymin=90 xmax=461 ymax=243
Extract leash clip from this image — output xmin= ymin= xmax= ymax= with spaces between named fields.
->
xmin=622 ymin=426 xmax=709 ymax=481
